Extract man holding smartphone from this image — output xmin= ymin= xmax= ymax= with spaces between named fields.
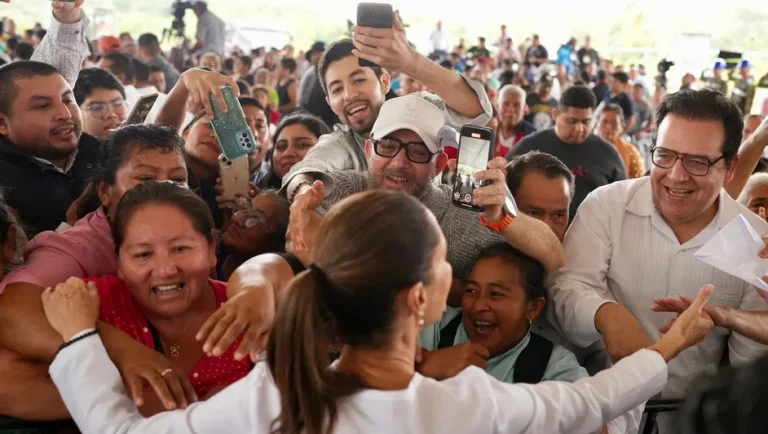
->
xmin=282 ymin=12 xmax=493 ymax=203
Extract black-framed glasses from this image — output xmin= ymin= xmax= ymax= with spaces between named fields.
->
xmin=84 ymin=100 xmax=127 ymax=119
xmin=650 ymin=147 xmax=725 ymax=177
xmin=373 ymin=138 xmax=435 ymax=164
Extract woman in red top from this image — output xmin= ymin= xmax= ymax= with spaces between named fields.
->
xmin=77 ymin=181 xmax=251 ymax=416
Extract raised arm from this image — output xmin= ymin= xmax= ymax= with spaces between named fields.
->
xmin=31 ymin=0 xmax=90 ymax=87
xmin=352 ymin=13 xmax=490 ymax=122
xmin=153 ymin=68 xmax=238 ymax=131
xmin=725 ymin=116 xmax=768 ymax=199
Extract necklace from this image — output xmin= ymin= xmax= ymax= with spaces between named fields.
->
xmin=169 ymin=345 xmax=181 ymax=358
xmin=147 ymin=321 xmax=181 ymax=358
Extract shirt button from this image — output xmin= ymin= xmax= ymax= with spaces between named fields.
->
xmin=192 ymin=372 xmax=199 ymax=378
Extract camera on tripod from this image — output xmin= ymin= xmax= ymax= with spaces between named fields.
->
xmin=168 ymin=1 xmax=193 ymax=38
xmin=655 ymin=58 xmax=675 ymax=90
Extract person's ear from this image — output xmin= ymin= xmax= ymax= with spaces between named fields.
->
xmin=2 ymin=226 xmax=17 ymax=263
xmin=365 ymin=139 xmax=373 ymax=160
xmin=0 ymin=113 xmax=10 ymax=136
xmin=379 ymin=70 xmax=391 ymax=95
xmin=96 ymin=181 xmax=112 ymax=209
xmin=435 ymin=151 xmax=448 ymax=175
xmin=725 ymin=155 xmax=740 ymax=184
xmin=526 ymin=297 xmax=546 ymax=323
xmin=551 ymin=108 xmax=559 ymax=122
xmin=406 ymin=282 xmax=428 ymax=322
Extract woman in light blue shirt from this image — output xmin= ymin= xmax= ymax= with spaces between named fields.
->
xmin=419 ymin=242 xmax=586 ymax=383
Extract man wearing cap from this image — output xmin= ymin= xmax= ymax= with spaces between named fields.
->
xmin=299 ymin=95 xmax=564 ymax=289
xmin=704 ymin=59 xmax=729 ymax=96
xmin=283 ymin=15 xmax=492 ymax=202
xmin=191 ymin=0 xmax=225 ymax=57
xmin=99 ymin=36 xmax=121 ymax=55
xmin=732 ymin=59 xmax=756 ymax=115
xmin=137 ymin=33 xmax=180 ymax=93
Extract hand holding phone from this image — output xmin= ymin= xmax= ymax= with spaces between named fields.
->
xmin=125 ymin=93 xmax=159 ymax=125
xmin=218 ymin=154 xmax=251 ymax=206
xmin=352 ymin=3 xmax=417 ymax=72
xmin=210 ymin=85 xmax=260 ymax=161
xmin=452 ymin=126 xmax=495 ymax=212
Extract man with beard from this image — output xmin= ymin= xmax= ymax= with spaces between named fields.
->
xmin=0 ymin=1 xmax=99 ymax=237
xmin=297 ymin=95 xmax=564 ymax=284
xmin=282 ymin=14 xmax=491 ymax=202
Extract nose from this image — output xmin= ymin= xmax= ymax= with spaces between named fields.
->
xmin=342 ymin=84 xmax=359 ymax=102
xmin=667 ymin=157 xmax=691 ymax=183
xmin=54 ymin=101 xmax=73 ymax=122
xmin=389 ymin=147 xmax=411 ymax=168
xmin=468 ymin=292 xmax=491 ymax=315
xmin=151 ymin=252 xmax=179 ymax=278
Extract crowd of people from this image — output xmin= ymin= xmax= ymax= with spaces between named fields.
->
xmin=1 ymin=0 xmax=768 ymax=433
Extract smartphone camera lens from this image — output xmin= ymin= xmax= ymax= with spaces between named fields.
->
xmin=242 ymin=133 xmax=248 ymax=138
xmin=226 ymin=161 xmax=232 ymax=166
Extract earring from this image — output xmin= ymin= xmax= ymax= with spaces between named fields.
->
xmin=526 ymin=317 xmax=533 ymax=328
xmin=417 ymin=309 xmax=425 ymax=327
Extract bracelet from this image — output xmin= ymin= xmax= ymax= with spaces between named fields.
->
xmin=290 ymin=181 xmax=313 ymax=202
xmin=57 ymin=329 xmax=99 ymax=355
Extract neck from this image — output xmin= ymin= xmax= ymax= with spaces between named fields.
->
xmin=335 ymin=322 xmax=417 ymax=390
xmin=665 ymin=200 xmax=719 ymax=245
xmin=49 ymin=156 xmax=70 ymax=170
xmin=186 ymin=155 xmax=218 ymax=179
xmin=145 ymin=281 xmax=217 ymax=341
xmin=500 ymin=121 xmax=518 ymax=136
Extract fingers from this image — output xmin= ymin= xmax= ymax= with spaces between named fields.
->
xmin=760 ymin=237 xmax=768 ymax=258
xmin=690 ymin=284 xmax=714 ymax=312
xmin=212 ymin=86 xmax=229 ymax=114
xmin=234 ymin=326 xmax=262 ymax=361
xmin=392 ymin=11 xmax=405 ymax=32
xmin=352 ymin=25 xmax=395 ymax=39
xmin=415 ymin=346 xmax=423 ymax=364
xmin=179 ymin=374 xmax=198 ymax=404
xmin=212 ymin=317 xmax=248 ymax=357
xmin=249 ymin=183 xmax=260 ymax=198
xmin=659 ymin=319 xmax=675 ymax=334
xmin=487 ymin=157 xmax=508 ymax=170
xmin=760 ymin=207 xmax=766 ymax=221
xmin=447 ymin=159 xmax=457 ymax=172
xmin=471 ymin=343 xmax=490 ymax=359
xmin=200 ymin=312 xmax=235 ymax=355
xmin=352 ymin=32 xmax=389 ymax=49
xmin=144 ymin=371 xmax=178 ymax=410
xmin=162 ymin=370 xmax=189 ymax=409
xmin=125 ymin=376 xmax=146 ymax=407
xmin=197 ymin=309 xmax=225 ymax=343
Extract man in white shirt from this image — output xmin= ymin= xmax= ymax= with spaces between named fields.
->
xmin=428 ymin=21 xmax=449 ymax=59
xmin=548 ymin=89 xmax=768 ymax=432
xmin=192 ymin=0 xmax=226 ymax=57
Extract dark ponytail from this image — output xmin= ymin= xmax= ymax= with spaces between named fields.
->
xmin=266 ymin=190 xmax=442 ymax=434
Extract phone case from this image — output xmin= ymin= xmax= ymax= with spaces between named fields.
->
xmin=210 ymin=86 xmax=260 ymax=161
xmin=125 ymin=93 xmax=159 ymax=125
xmin=218 ymin=154 xmax=251 ymax=202
xmin=356 ymin=3 xmax=393 ymax=68
xmin=452 ymin=126 xmax=496 ymax=212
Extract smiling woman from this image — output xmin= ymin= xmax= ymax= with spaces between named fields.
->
xmin=83 ymin=181 xmax=251 ymax=416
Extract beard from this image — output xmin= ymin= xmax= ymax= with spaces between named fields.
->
xmin=369 ymin=166 xmax=436 ymax=198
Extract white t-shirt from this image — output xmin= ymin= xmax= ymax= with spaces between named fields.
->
xmin=51 ymin=334 xmax=668 ymax=434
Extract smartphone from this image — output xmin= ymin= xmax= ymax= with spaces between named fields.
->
xmin=452 ymin=125 xmax=496 ymax=212
xmin=210 ymin=85 xmax=260 ymax=161
xmin=125 ymin=93 xmax=159 ymax=125
xmin=218 ymin=154 xmax=251 ymax=204
xmin=356 ymin=2 xmax=393 ymax=68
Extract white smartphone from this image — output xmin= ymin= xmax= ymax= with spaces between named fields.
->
xmin=218 ymin=154 xmax=251 ymax=203
xmin=125 ymin=93 xmax=159 ymax=125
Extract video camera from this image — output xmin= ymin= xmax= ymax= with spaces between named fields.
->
xmin=167 ymin=1 xmax=193 ymax=39
xmin=655 ymin=58 xmax=675 ymax=90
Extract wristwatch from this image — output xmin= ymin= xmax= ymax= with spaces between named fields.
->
xmin=480 ymin=185 xmax=518 ymax=232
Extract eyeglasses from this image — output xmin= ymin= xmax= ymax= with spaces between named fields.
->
xmin=233 ymin=208 xmax=274 ymax=233
xmin=373 ymin=138 xmax=435 ymax=164
xmin=650 ymin=147 xmax=725 ymax=177
xmin=84 ymin=100 xmax=127 ymax=119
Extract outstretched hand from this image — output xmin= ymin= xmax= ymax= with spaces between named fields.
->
xmin=285 ymin=181 xmax=325 ymax=265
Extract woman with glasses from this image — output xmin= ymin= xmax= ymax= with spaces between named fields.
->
xmin=218 ymin=190 xmax=290 ymax=280
xmin=74 ymin=68 xmax=128 ymax=144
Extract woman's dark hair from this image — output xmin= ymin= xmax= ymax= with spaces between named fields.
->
xmin=239 ymin=96 xmax=269 ymax=123
xmin=273 ymin=110 xmax=330 ymax=144
xmin=0 ymin=190 xmax=21 ymax=245
xmin=677 ymin=352 xmax=768 ymax=434
xmin=267 ymin=190 xmax=441 ymax=434
xmin=78 ymin=124 xmax=186 ymax=217
xmin=472 ymin=243 xmax=547 ymax=301
xmin=654 ymin=89 xmax=744 ymax=166
xmin=112 ymin=181 xmax=214 ymax=252
xmin=236 ymin=80 xmax=250 ymax=96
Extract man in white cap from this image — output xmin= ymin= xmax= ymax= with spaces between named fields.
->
xmin=308 ymin=95 xmax=565 ymax=280
xmin=191 ymin=0 xmax=225 ymax=57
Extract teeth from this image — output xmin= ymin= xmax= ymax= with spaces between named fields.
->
xmin=667 ymin=187 xmax=693 ymax=197
xmin=475 ymin=321 xmax=494 ymax=326
xmin=153 ymin=284 xmax=183 ymax=293
xmin=348 ymin=104 xmax=367 ymax=115
xmin=387 ymin=175 xmax=407 ymax=183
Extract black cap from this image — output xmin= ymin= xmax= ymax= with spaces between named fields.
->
xmin=138 ymin=33 xmax=160 ymax=47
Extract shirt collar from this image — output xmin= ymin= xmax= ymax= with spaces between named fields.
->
xmin=32 ymin=148 xmax=79 ymax=174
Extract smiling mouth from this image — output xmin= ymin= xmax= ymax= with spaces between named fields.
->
xmin=50 ymin=126 xmax=76 ymax=137
xmin=383 ymin=173 xmax=411 ymax=186
xmin=346 ymin=103 xmax=369 ymax=118
xmin=471 ymin=319 xmax=497 ymax=335
xmin=151 ymin=283 xmax=185 ymax=296
xmin=665 ymin=186 xmax=694 ymax=197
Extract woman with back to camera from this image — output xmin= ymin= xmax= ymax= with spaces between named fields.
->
xmin=42 ymin=190 xmax=715 ymax=434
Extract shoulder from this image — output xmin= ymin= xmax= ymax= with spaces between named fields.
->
xmin=84 ymin=275 xmax=126 ymax=301
xmin=585 ymin=178 xmax=648 ymax=211
xmin=519 ymin=120 xmax=537 ymax=134
xmin=209 ymin=279 xmax=228 ymax=301
xmin=518 ymin=129 xmax=555 ymax=146
xmin=585 ymin=134 xmax=622 ymax=155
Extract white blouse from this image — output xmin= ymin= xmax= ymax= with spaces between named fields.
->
xmin=50 ymin=333 xmax=668 ymax=434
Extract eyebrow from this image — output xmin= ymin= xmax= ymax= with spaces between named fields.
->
xmin=132 ymin=164 xmax=186 ymax=171
xmin=466 ymin=280 xmax=512 ymax=293
xmin=125 ymin=235 xmax=197 ymax=248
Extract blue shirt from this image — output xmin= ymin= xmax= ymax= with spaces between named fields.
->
xmin=420 ymin=308 xmax=588 ymax=383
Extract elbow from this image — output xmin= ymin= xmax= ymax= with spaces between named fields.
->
xmin=544 ymin=243 xmax=566 ymax=272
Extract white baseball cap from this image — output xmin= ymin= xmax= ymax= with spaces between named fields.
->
xmin=370 ymin=95 xmax=446 ymax=153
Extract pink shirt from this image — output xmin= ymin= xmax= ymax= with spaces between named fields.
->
xmin=0 ymin=209 xmax=116 ymax=294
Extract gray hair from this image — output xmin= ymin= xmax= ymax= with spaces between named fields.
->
xmin=738 ymin=173 xmax=768 ymax=206
xmin=498 ymin=84 xmax=526 ymax=108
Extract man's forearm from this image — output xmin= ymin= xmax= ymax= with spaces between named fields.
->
xmin=721 ymin=309 xmax=768 ymax=345
xmin=725 ymin=133 xmax=768 ymax=199
xmin=403 ymin=53 xmax=485 ymax=119
xmin=154 ymin=77 xmax=190 ymax=129
xmin=31 ymin=8 xmax=89 ymax=87
xmin=499 ymin=213 xmax=565 ymax=271
xmin=226 ymin=253 xmax=296 ymax=305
